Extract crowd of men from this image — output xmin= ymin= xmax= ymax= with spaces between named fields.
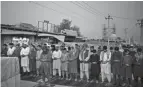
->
xmin=1 ymin=42 xmax=143 ymax=87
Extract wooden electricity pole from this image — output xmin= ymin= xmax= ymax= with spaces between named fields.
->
xmin=105 ymin=14 xmax=113 ymax=46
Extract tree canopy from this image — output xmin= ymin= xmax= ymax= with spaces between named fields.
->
xmin=58 ymin=19 xmax=82 ymax=37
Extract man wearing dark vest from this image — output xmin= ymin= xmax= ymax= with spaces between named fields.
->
xmin=111 ymin=46 xmax=122 ymax=86
xmin=79 ymin=43 xmax=90 ymax=82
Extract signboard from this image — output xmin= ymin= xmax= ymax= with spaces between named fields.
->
xmin=61 ymin=29 xmax=78 ymax=36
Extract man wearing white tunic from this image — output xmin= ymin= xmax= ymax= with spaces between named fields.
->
xmin=79 ymin=44 xmax=90 ymax=82
xmin=100 ymin=46 xmax=112 ymax=86
xmin=52 ymin=45 xmax=62 ymax=78
xmin=7 ymin=43 xmax=16 ymax=57
xmin=20 ymin=43 xmax=30 ymax=76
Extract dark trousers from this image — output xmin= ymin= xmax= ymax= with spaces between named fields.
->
xmin=90 ymin=74 xmax=99 ymax=81
xmin=113 ymin=74 xmax=121 ymax=85
xmin=123 ymin=77 xmax=132 ymax=85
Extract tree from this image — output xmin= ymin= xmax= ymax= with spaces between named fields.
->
xmin=71 ymin=25 xmax=81 ymax=37
xmin=58 ymin=19 xmax=72 ymax=32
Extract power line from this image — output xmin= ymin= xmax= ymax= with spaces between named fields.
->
xmin=50 ymin=1 xmax=85 ymax=19
xmin=81 ymin=1 xmax=106 ymax=17
xmin=82 ymin=1 xmax=138 ymax=21
xmin=70 ymin=1 xmax=101 ymax=17
xmin=76 ymin=1 xmax=103 ymax=17
xmin=29 ymin=1 xmax=82 ymax=20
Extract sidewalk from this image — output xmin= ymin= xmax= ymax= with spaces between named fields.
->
xmin=20 ymin=80 xmax=37 ymax=87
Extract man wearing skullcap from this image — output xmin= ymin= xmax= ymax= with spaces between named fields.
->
xmin=100 ymin=46 xmax=112 ymax=86
xmin=89 ymin=49 xmax=100 ymax=83
xmin=111 ymin=46 xmax=122 ymax=86
xmin=79 ymin=43 xmax=90 ymax=82
xmin=20 ymin=43 xmax=30 ymax=76
xmin=52 ymin=45 xmax=62 ymax=78
xmin=121 ymin=49 xmax=133 ymax=87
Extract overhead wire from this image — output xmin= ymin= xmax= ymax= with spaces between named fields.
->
xmin=70 ymin=1 xmax=102 ymax=17
xmin=82 ymin=1 xmax=139 ymax=21
xmin=50 ymin=1 xmax=85 ymax=18
xmin=81 ymin=1 xmax=106 ymax=17
xmin=29 ymin=1 xmax=82 ymax=20
xmin=50 ymin=1 xmax=100 ymax=23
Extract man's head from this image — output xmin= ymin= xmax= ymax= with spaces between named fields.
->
xmin=82 ymin=43 xmax=88 ymax=50
xmin=90 ymin=46 xmax=94 ymax=51
xmin=42 ymin=46 xmax=49 ymax=53
xmin=22 ymin=43 xmax=27 ymax=48
xmin=92 ymin=49 xmax=96 ymax=55
xmin=16 ymin=43 xmax=20 ymax=48
xmin=75 ymin=44 xmax=78 ymax=49
xmin=137 ymin=48 xmax=142 ymax=53
xmin=55 ymin=45 xmax=59 ymax=51
xmin=63 ymin=48 xmax=67 ymax=53
xmin=68 ymin=46 xmax=71 ymax=51
xmin=124 ymin=49 xmax=129 ymax=55
xmin=114 ymin=47 xmax=119 ymax=52
xmin=98 ymin=46 xmax=101 ymax=50
xmin=103 ymin=46 xmax=107 ymax=52
xmin=9 ymin=43 xmax=14 ymax=48
xmin=37 ymin=45 xmax=42 ymax=50
xmin=110 ymin=47 xmax=113 ymax=51
xmin=3 ymin=44 xmax=7 ymax=48
xmin=60 ymin=45 xmax=64 ymax=50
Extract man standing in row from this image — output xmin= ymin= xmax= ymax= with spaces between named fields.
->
xmin=52 ymin=45 xmax=62 ymax=78
xmin=20 ymin=43 xmax=30 ymax=76
xmin=133 ymin=48 xmax=143 ymax=87
xmin=100 ymin=46 xmax=112 ymax=86
xmin=79 ymin=44 xmax=90 ymax=82
xmin=89 ymin=49 xmax=100 ymax=83
xmin=111 ymin=47 xmax=122 ymax=86
xmin=7 ymin=43 xmax=16 ymax=57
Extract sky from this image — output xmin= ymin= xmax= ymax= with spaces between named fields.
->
xmin=1 ymin=1 xmax=143 ymax=42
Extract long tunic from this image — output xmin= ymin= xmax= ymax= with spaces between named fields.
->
xmin=39 ymin=52 xmax=52 ymax=75
xmin=7 ymin=47 xmax=16 ymax=57
xmin=121 ymin=55 xmax=133 ymax=78
xmin=69 ymin=48 xmax=80 ymax=73
xmin=20 ymin=47 xmax=30 ymax=67
xmin=52 ymin=50 xmax=62 ymax=70
xmin=68 ymin=51 xmax=74 ymax=73
xmin=111 ymin=51 xmax=122 ymax=75
xmin=61 ymin=53 xmax=69 ymax=71
xmin=89 ymin=54 xmax=100 ymax=76
xmin=36 ymin=50 xmax=43 ymax=69
xmin=133 ymin=53 xmax=143 ymax=77
xmin=100 ymin=51 xmax=111 ymax=74
xmin=79 ymin=49 xmax=90 ymax=72
xmin=29 ymin=47 xmax=37 ymax=72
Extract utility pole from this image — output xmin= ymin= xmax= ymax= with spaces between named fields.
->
xmin=136 ymin=19 xmax=143 ymax=45
xmin=105 ymin=14 xmax=113 ymax=46
xmin=105 ymin=14 xmax=113 ymax=29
